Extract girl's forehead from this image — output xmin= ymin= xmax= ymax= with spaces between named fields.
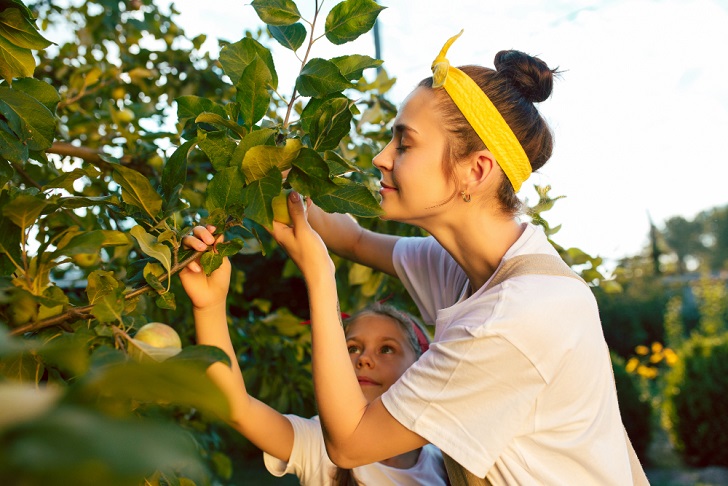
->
xmin=346 ymin=314 xmax=407 ymax=339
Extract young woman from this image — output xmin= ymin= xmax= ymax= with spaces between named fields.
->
xmin=270 ymin=31 xmax=646 ymax=485
xmin=179 ymin=228 xmax=447 ymax=486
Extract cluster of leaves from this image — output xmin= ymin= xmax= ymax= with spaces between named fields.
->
xmin=0 ymin=0 xmax=397 ymax=483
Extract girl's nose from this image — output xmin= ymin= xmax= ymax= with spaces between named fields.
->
xmin=356 ymin=351 xmax=374 ymax=368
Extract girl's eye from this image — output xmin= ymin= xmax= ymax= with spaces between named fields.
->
xmin=347 ymin=345 xmax=360 ymax=354
xmin=380 ymin=345 xmax=394 ymax=354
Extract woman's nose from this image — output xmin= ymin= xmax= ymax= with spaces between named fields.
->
xmin=372 ymin=142 xmax=393 ymax=172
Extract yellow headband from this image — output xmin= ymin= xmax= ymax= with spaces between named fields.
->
xmin=431 ymin=30 xmax=531 ymax=192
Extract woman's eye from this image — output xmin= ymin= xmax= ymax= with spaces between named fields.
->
xmin=395 ymin=145 xmax=408 ymax=153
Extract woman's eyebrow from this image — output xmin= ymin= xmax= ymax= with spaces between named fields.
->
xmin=393 ymin=123 xmax=419 ymax=136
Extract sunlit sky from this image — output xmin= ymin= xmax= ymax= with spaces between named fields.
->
xmin=164 ymin=0 xmax=728 ymax=268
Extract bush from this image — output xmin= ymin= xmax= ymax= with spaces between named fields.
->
xmin=663 ymin=332 xmax=728 ymax=466
xmin=611 ymin=352 xmax=653 ymax=462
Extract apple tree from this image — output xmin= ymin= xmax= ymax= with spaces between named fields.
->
xmin=0 ymin=0 xmax=401 ymax=483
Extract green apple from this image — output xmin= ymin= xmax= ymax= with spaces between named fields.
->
xmin=117 ymin=108 xmax=135 ymax=123
xmin=72 ymin=252 xmax=99 ymax=268
xmin=9 ymin=292 xmax=38 ymax=326
xmin=134 ymin=322 xmax=182 ymax=349
xmin=272 ymin=188 xmax=293 ymax=225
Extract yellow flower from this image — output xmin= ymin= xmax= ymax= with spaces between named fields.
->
xmin=664 ymin=348 xmax=679 ymax=366
xmin=626 ymin=357 xmax=639 ymax=373
xmin=650 ymin=352 xmax=664 ymax=364
xmin=651 ymin=342 xmax=664 ymax=353
xmin=637 ymin=365 xmax=659 ymax=379
xmin=635 ymin=345 xmax=649 ymax=356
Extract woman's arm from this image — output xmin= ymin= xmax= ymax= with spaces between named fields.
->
xmin=273 ymin=194 xmax=427 ymax=468
xmin=180 ymin=227 xmax=295 ymax=462
xmin=306 ymin=201 xmax=399 ymax=277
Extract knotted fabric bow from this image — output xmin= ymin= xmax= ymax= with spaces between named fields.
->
xmin=431 ymin=30 xmax=531 ymax=192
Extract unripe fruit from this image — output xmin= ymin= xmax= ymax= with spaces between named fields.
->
xmin=117 ymin=108 xmax=135 ymax=123
xmin=9 ymin=292 xmax=38 ymax=326
xmin=148 ymin=154 xmax=164 ymax=170
xmin=72 ymin=252 xmax=99 ymax=268
xmin=134 ymin=322 xmax=182 ymax=349
xmin=272 ymin=188 xmax=293 ymax=225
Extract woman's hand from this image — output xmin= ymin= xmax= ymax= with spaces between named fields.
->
xmin=179 ymin=225 xmax=231 ymax=311
xmin=270 ymin=191 xmax=335 ymax=280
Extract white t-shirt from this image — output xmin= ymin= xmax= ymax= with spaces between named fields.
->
xmin=263 ymin=414 xmax=448 ymax=485
xmin=381 ymin=223 xmax=634 ymax=485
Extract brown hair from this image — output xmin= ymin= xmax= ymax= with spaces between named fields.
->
xmin=418 ymin=50 xmax=558 ymax=216
xmin=332 ymin=303 xmax=431 ymax=485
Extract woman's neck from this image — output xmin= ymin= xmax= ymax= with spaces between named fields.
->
xmin=427 ymin=213 xmax=525 ymax=293
xmin=379 ymin=447 xmax=421 ymax=469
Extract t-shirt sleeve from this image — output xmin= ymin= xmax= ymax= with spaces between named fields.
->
xmin=392 ymin=237 xmax=467 ymax=324
xmin=263 ymin=415 xmax=328 ymax=482
xmin=380 ymin=324 xmax=546 ymax=478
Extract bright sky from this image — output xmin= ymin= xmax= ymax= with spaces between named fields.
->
xmin=168 ymin=0 xmax=728 ymax=268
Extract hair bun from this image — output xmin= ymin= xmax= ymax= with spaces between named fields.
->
xmin=494 ymin=50 xmax=555 ymax=103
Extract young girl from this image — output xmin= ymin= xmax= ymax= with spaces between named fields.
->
xmin=270 ymin=31 xmax=647 ymax=485
xmin=178 ymin=229 xmax=447 ymax=485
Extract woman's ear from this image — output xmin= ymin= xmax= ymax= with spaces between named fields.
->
xmin=460 ymin=150 xmax=497 ymax=193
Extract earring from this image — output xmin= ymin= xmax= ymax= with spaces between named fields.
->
xmin=461 ymin=191 xmax=471 ymax=203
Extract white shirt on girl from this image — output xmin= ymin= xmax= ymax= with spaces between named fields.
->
xmin=264 ymin=414 xmax=448 ymax=485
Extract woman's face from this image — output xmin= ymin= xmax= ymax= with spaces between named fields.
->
xmin=373 ymin=87 xmax=455 ymax=224
xmin=345 ymin=314 xmax=418 ymax=404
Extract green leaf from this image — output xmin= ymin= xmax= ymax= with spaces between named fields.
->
xmin=205 ymin=166 xmax=246 ymax=219
xmin=308 ymin=96 xmax=353 ymax=151
xmin=194 ymin=112 xmax=246 ymax=138
xmin=197 ymin=130 xmax=235 ymax=171
xmin=236 ymin=55 xmax=272 ymax=128
xmin=241 ymin=168 xmax=282 ymax=230
xmin=216 ymin=239 xmax=244 ymax=257
xmin=130 ymin=226 xmax=172 ymax=276
xmin=268 ymin=22 xmax=306 ymax=51
xmin=241 ymin=138 xmax=302 ymax=183
xmin=162 ymin=139 xmax=195 ymax=203
xmin=42 ymin=167 xmax=95 ymax=192
xmin=175 ymin=95 xmax=227 ymax=122
xmin=288 ymin=148 xmax=338 ymax=196
xmin=1 ymin=193 xmax=47 ymax=229
xmin=251 ymin=0 xmax=301 ymax=26
xmin=169 ymin=344 xmax=231 ymax=369
xmin=0 ymin=34 xmax=33 ymax=83
xmin=86 ymin=270 xmax=125 ymax=323
xmin=155 ymin=291 xmax=176 ymax=310
xmin=53 ymin=230 xmax=130 ymax=257
xmin=330 ymin=54 xmax=382 ymax=80
xmin=229 ymin=127 xmax=275 ymax=168
xmin=143 ymin=262 xmax=166 ymax=293
xmin=219 ymin=37 xmax=278 ymax=89
xmin=9 ymin=77 xmax=59 ymax=114
xmin=0 ymin=8 xmax=53 ymax=49
xmin=200 ymin=251 xmax=224 ymax=276
xmin=0 ymin=190 xmax=22 ymax=275
xmin=0 ymin=404 xmax=205 ymax=483
xmin=53 ymin=195 xmax=113 ymax=210
xmin=0 ymin=86 xmax=56 ymax=150
xmin=324 ymin=150 xmax=362 ymax=176
xmin=0 ymin=157 xmax=13 ymax=185
xmin=296 ymin=58 xmax=353 ymax=97
xmin=312 ymin=180 xmax=383 ymax=217
xmin=325 ymin=0 xmax=385 ymax=45
xmin=0 ymin=119 xmax=27 ymax=162
xmin=111 ymin=164 xmax=163 ymax=219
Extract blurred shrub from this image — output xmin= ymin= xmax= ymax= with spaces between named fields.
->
xmin=612 ymin=352 xmax=653 ymax=462
xmin=663 ymin=332 xmax=728 ymax=467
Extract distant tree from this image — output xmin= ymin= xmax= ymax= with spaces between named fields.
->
xmin=663 ymin=216 xmax=704 ymax=274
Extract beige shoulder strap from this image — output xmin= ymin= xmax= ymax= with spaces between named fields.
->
xmin=443 ymin=253 xmax=650 ymax=486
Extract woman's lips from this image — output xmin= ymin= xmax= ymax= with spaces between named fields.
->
xmin=380 ymin=181 xmax=397 ymax=192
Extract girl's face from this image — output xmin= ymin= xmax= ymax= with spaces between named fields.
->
xmin=373 ymin=87 xmax=454 ymax=224
xmin=345 ymin=314 xmax=419 ymax=404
